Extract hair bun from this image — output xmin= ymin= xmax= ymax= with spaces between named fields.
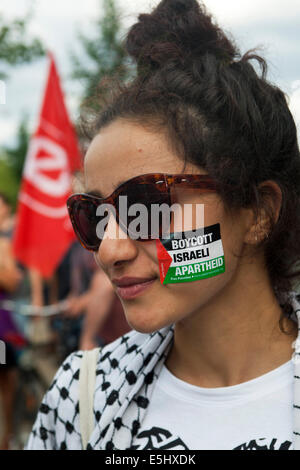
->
xmin=126 ymin=0 xmax=238 ymax=71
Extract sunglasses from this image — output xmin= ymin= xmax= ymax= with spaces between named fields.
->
xmin=67 ymin=173 xmax=217 ymax=252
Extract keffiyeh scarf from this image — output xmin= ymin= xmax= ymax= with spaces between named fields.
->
xmin=26 ymin=291 xmax=300 ymax=450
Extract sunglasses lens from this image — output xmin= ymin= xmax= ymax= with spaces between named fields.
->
xmin=68 ymin=176 xmax=173 ymax=250
xmin=71 ymin=198 xmax=102 ymax=251
xmin=119 ymin=182 xmax=171 ymax=240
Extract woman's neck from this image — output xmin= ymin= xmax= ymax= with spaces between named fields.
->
xmin=165 ymin=255 xmax=298 ymax=388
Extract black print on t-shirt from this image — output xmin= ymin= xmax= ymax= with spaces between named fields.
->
xmin=233 ymin=438 xmax=292 ymax=450
xmin=130 ymin=426 xmax=292 ymax=450
xmin=130 ymin=426 xmax=189 ymax=450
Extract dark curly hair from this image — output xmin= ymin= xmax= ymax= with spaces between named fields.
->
xmin=80 ymin=0 xmax=300 ymax=333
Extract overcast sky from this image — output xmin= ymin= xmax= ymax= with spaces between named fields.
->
xmin=1 ymin=0 xmax=300 ymax=146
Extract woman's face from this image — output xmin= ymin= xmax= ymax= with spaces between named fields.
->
xmin=84 ymin=119 xmax=252 ymax=333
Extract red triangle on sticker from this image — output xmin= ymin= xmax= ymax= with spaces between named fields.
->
xmin=156 ymin=240 xmax=173 ymax=283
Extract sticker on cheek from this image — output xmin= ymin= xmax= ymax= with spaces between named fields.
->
xmin=156 ymin=223 xmax=225 ymax=284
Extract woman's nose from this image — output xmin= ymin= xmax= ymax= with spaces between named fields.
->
xmin=95 ymin=212 xmax=138 ymax=269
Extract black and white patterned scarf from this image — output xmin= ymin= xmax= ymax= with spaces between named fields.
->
xmin=26 ymin=291 xmax=300 ymax=450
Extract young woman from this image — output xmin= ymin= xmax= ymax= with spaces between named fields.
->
xmin=26 ymin=0 xmax=300 ymax=450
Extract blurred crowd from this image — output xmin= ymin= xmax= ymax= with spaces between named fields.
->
xmin=0 ymin=192 xmax=131 ymax=449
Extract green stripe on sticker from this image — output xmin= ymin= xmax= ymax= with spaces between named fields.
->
xmin=163 ymin=256 xmax=225 ymax=284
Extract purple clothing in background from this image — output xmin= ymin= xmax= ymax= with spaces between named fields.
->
xmin=0 ymin=290 xmax=22 ymax=342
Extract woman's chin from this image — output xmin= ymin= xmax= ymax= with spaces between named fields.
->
xmin=124 ymin=309 xmax=174 ymax=334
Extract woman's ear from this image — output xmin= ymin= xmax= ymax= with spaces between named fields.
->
xmin=244 ymin=180 xmax=282 ymax=245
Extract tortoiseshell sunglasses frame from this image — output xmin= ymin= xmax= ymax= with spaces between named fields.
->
xmin=67 ymin=173 xmax=218 ymax=252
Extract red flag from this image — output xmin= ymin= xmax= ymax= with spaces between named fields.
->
xmin=12 ymin=51 xmax=82 ymax=278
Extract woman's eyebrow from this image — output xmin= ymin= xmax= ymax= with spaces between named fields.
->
xmin=85 ymin=179 xmax=128 ymax=198
xmin=85 ymin=189 xmax=104 ymax=198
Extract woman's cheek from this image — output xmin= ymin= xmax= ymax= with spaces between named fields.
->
xmin=140 ymin=220 xmax=242 ymax=303
xmin=159 ymin=240 xmax=240 ymax=313
xmin=141 ymin=240 xmax=161 ymax=268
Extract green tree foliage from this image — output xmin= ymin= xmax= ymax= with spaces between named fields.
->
xmin=0 ymin=115 xmax=30 ymax=207
xmin=0 ymin=153 xmax=19 ymax=210
xmin=0 ymin=5 xmax=44 ymax=207
xmin=0 ymin=8 xmax=45 ymax=79
xmin=70 ymin=0 xmax=135 ymax=112
xmin=4 ymin=115 xmax=30 ymax=182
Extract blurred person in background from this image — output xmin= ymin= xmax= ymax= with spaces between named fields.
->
xmin=0 ymin=193 xmax=23 ymax=450
xmin=59 ymin=240 xmax=95 ymax=355
xmin=66 ymin=264 xmax=131 ymax=350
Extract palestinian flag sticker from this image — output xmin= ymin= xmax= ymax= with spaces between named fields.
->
xmin=156 ymin=223 xmax=225 ymax=284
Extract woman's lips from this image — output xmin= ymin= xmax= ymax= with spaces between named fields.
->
xmin=112 ymin=277 xmax=157 ymax=300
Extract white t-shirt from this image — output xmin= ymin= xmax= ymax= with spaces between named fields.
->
xmin=131 ymin=359 xmax=294 ymax=450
